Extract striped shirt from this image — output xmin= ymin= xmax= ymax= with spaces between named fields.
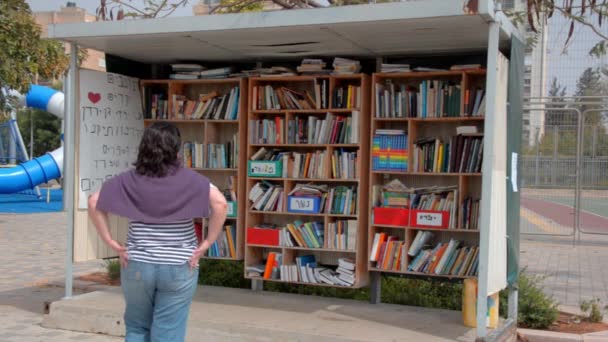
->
xmin=127 ymin=219 xmax=198 ymax=265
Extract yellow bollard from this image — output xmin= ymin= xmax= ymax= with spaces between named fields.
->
xmin=462 ymin=278 xmax=499 ymax=329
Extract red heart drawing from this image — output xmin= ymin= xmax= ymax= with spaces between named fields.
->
xmin=88 ymin=92 xmax=101 ymax=104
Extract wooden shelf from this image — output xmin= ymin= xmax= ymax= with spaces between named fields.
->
xmin=248 ymin=244 xmax=357 ymax=253
xmin=248 ymin=211 xmax=358 ymax=218
xmin=192 ymin=168 xmax=238 ymax=172
xmin=245 ymin=74 xmax=371 ymax=288
xmin=371 ymin=171 xmax=481 ymax=176
xmin=141 ymin=77 xmax=248 ymax=261
xmin=252 ymin=109 xmax=358 ymax=114
xmin=368 ymin=268 xmax=476 ymax=279
xmin=373 ymin=116 xmax=484 ymax=122
xmin=144 ymin=119 xmax=239 ymax=124
xmin=250 ymin=144 xmax=359 ymax=148
xmin=368 ymin=71 xmax=482 ymax=284
xmin=370 ymin=224 xmax=479 ymax=233
xmin=248 ymin=177 xmax=359 ymax=183
xmin=245 ymin=276 xmax=362 ymax=288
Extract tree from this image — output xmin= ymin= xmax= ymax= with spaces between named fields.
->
xmin=0 ymin=0 xmax=70 ymax=111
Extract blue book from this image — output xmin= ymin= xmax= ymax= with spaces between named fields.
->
xmin=230 ymin=87 xmax=239 ymax=120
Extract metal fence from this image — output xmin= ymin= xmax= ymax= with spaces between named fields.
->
xmin=520 ymin=98 xmax=608 ymax=238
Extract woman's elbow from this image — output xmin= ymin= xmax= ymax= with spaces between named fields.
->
xmin=88 ymin=192 xmax=99 ymax=212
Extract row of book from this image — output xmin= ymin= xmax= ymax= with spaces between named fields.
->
xmin=182 ymin=141 xmax=203 ymax=169
xmin=249 ymin=112 xmax=360 ymax=145
xmin=249 ymin=148 xmax=358 ymax=180
xmin=289 ymin=184 xmax=358 ymax=215
xmin=374 ymin=81 xmax=485 ymax=118
xmin=205 ymin=224 xmax=237 ymax=258
xmin=180 ymin=135 xmax=238 ymax=169
xmin=412 ymin=134 xmax=483 ymax=173
xmin=333 ymin=85 xmax=361 ymax=109
xmin=372 ymin=129 xmax=408 ymax=171
xmin=149 ymin=94 xmax=169 ymax=119
xmin=253 ymin=85 xmax=318 ymax=110
xmin=247 ymin=254 xmax=356 ymax=286
xmin=249 ymin=181 xmax=285 ymax=212
xmin=460 ymin=197 xmax=481 ymax=230
xmin=287 ymin=112 xmax=360 ymax=145
xmin=409 ymin=237 xmax=479 ymax=277
xmin=206 ymin=135 xmax=238 ymax=169
xmin=171 ymin=87 xmax=240 ymax=120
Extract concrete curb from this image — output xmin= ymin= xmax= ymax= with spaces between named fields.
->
xmin=519 ymin=328 xmax=608 ymax=342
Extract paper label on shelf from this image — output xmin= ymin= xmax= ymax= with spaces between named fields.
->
xmin=249 ymin=161 xmax=277 ymax=176
xmin=289 ymin=197 xmax=315 ymax=211
xmin=511 ymin=152 xmax=518 ymax=192
xmin=416 ymin=212 xmax=443 ymax=227
xmin=227 ymin=202 xmax=236 ymax=217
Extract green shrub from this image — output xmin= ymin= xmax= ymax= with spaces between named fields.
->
xmin=105 ymin=259 xmax=121 ymax=280
xmin=381 ymin=277 xmax=462 ymax=310
xmin=580 ymin=298 xmax=605 ymax=323
xmin=499 ymin=271 xmax=559 ymax=329
xmin=198 ymin=260 xmax=251 ymax=289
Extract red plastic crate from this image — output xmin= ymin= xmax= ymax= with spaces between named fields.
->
xmin=247 ymin=227 xmax=280 ymax=246
xmin=373 ymin=207 xmax=409 ymax=227
xmin=410 ymin=210 xmax=450 ymax=229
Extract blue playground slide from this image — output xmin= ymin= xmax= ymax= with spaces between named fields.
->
xmin=0 ymin=85 xmax=65 ymax=194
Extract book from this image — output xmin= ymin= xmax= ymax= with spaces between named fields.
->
xmin=372 ymin=130 xmax=408 ymax=171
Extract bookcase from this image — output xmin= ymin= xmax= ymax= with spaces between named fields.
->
xmin=140 ymin=78 xmax=248 ymax=260
xmin=244 ymin=74 xmax=371 ymax=288
xmin=368 ymin=70 xmax=487 ymax=282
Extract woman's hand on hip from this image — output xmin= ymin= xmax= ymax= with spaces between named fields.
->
xmin=109 ymin=240 xmax=129 ymax=268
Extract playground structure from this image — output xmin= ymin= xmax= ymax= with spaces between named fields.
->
xmin=0 ymin=85 xmax=65 ymax=194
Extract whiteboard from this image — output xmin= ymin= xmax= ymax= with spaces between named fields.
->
xmin=78 ymin=69 xmax=144 ymax=208
xmin=485 ymin=52 xmax=509 ymax=295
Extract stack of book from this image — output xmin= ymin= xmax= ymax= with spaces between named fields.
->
xmin=332 ymin=85 xmax=361 ymax=109
xmin=331 ymin=150 xmax=358 ymax=179
xmin=206 ymin=224 xmax=237 ymax=258
xmin=381 ymin=63 xmax=411 ymax=73
xmin=332 ymin=58 xmax=361 ymax=74
xmin=249 ymin=181 xmax=285 ymax=212
xmin=314 ymin=78 xmax=330 ymax=109
xmin=297 ymin=59 xmax=330 ymax=75
xmin=206 ymin=134 xmax=238 ymax=169
xmin=287 ymin=112 xmax=360 ymax=145
xmin=170 ymin=64 xmax=205 ymax=80
xmin=181 ymin=141 xmax=204 ymax=169
xmin=408 ymin=235 xmax=479 ymax=277
xmin=369 ymin=233 xmax=406 ymax=271
xmin=326 ymin=185 xmax=357 ymax=215
xmin=223 ymin=176 xmax=238 ymax=202
xmin=247 ymin=254 xmax=355 ymax=286
xmin=372 ymin=129 xmax=408 ymax=172
xmin=199 ymin=67 xmax=234 ymax=79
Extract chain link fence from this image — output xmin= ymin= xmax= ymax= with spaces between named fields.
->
xmin=520 ymin=99 xmax=608 ymax=239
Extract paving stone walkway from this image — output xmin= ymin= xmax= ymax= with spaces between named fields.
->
xmin=0 ymin=212 xmax=116 ymax=341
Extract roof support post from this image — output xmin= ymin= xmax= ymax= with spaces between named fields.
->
xmin=63 ymin=42 xmax=78 ymax=299
xmin=476 ymin=20 xmax=500 ymax=339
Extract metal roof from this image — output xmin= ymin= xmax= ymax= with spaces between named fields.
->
xmin=47 ymin=1 xmax=519 ymax=63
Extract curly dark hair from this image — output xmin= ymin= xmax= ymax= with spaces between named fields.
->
xmin=134 ymin=122 xmax=181 ymax=177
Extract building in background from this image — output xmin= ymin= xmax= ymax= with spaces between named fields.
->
xmin=33 ymin=2 xmax=106 ymax=72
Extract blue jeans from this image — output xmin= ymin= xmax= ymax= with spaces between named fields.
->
xmin=120 ymin=260 xmax=199 ymax=342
